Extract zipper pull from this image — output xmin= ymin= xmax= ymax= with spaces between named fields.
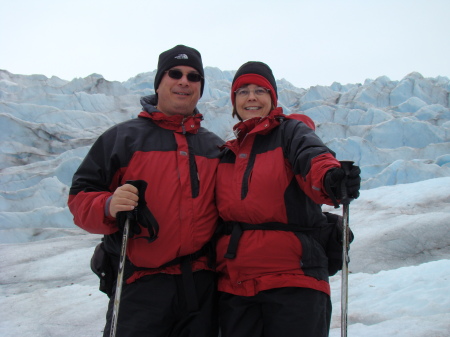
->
xmin=181 ymin=117 xmax=187 ymax=134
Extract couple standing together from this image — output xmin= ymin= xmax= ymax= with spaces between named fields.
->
xmin=68 ymin=44 xmax=361 ymax=337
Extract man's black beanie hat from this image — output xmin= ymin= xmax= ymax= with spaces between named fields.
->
xmin=154 ymin=45 xmax=205 ymax=97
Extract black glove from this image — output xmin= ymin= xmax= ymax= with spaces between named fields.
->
xmin=116 ymin=180 xmax=159 ymax=242
xmin=324 ymin=164 xmax=361 ymax=207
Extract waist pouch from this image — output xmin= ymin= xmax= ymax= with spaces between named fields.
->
xmin=90 ymin=240 xmax=115 ymax=297
xmin=322 ymin=212 xmax=354 ymax=276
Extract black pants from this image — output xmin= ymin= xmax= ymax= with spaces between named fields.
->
xmin=219 ymin=287 xmax=331 ymax=337
xmin=103 ymin=270 xmax=218 ymax=337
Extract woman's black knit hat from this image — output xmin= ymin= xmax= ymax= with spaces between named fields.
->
xmin=231 ymin=61 xmax=278 ymax=105
xmin=154 ymin=45 xmax=205 ymax=96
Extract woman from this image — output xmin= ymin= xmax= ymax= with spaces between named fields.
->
xmin=215 ymin=61 xmax=361 ymax=337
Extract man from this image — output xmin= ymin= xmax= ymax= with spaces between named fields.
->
xmin=68 ymin=45 xmax=223 ymax=336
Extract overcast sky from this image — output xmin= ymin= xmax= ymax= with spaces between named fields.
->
xmin=1 ymin=0 xmax=449 ymax=89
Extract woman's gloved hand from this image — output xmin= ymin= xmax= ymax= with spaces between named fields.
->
xmin=324 ymin=164 xmax=361 ymax=207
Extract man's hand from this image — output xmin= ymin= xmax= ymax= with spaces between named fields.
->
xmin=109 ymin=184 xmax=139 ymax=218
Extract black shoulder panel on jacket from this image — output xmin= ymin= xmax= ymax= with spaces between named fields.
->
xmin=279 ymin=118 xmax=332 ymax=178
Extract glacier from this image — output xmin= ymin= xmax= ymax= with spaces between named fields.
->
xmin=1 ymin=68 xmax=449 ymax=243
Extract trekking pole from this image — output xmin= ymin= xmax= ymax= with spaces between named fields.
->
xmin=340 ymin=160 xmax=354 ymax=337
xmin=110 ymin=208 xmax=134 ymax=337
xmin=109 ymin=180 xmax=156 ymax=337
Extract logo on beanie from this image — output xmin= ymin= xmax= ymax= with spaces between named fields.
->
xmin=174 ymin=54 xmax=189 ymax=60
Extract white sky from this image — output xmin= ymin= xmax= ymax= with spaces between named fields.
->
xmin=1 ymin=0 xmax=449 ymax=89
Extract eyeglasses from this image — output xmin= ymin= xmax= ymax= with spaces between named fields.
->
xmin=165 ymin=69 xmax=203 ymax=82
xmin=234 ymin=87 xmax=270 ymax=97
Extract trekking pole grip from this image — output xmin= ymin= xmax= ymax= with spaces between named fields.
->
xmin=339 ymin=161 xmax=354 ymax=206
xmin=126 ymin=180 xmax=148 ymax=205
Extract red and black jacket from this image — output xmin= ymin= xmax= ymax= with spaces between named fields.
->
xmin=68 ymin=95 xmax=224 ymax=283
xmin=215 ymin=108 xmax=341 ymax=296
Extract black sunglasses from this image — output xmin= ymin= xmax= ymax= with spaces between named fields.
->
xmin=165 ymin=69 xmax=203 ymax=82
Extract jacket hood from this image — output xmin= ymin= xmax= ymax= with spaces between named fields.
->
xmin=140 ymin=94 xmax=201 ymax=115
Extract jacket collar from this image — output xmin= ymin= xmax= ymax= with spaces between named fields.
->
xmin=138 ymin=94 xmax=203 ymax=134
xmin=231 ymin=107 xmax=285 ymax=143
xmin=220 ymin=108 xmax=285 ymax=152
